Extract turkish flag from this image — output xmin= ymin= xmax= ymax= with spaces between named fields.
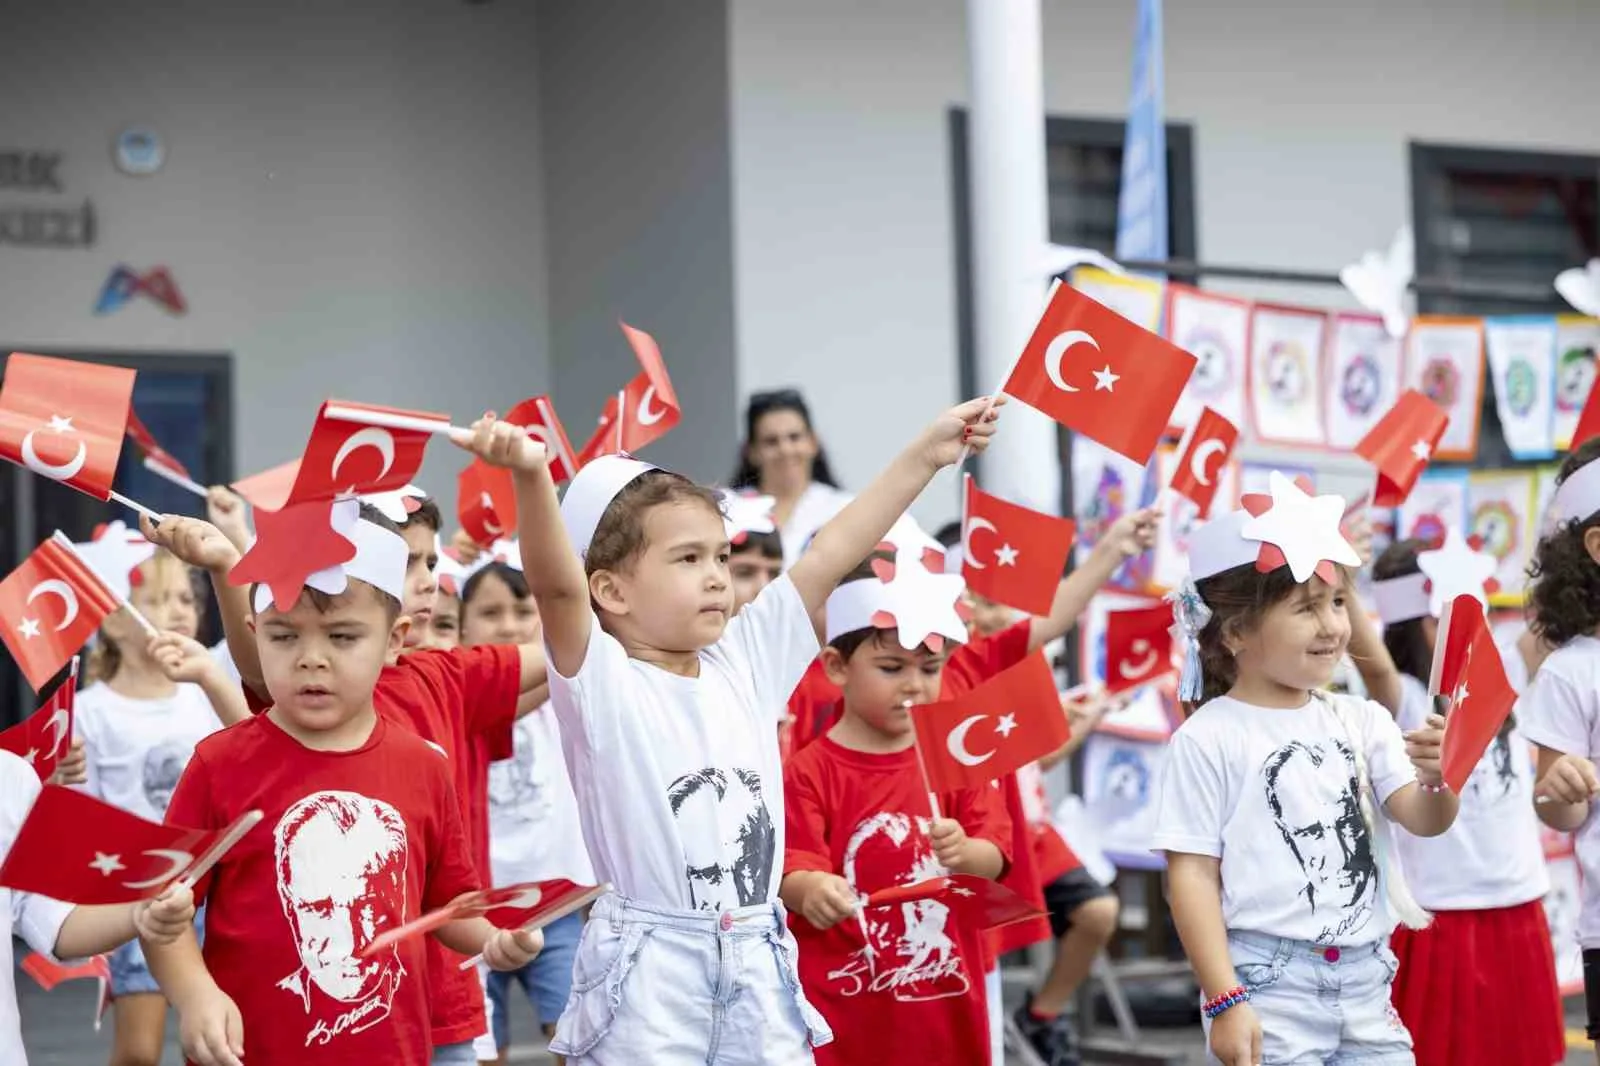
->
xmin=233 ymin=400 xmax=448 ymax=512
xmin=457 ymin=463 xmax=508 ymax=546
xmin=20 ymin=952 xmax=112 ymax=1028
xmin=0 ymin=538 xmax=120 ymax=691
xmin=1427 ymin=594 xmax=1517 ymax=793
xmin=468 ymin=394 xmax=584 ymax=541
xmin=911 ymin=654 xmax=1066 ymax=792
xmin=1168 ymin=407 xmax=1240 ymax=517
xmin=0 ymin=353 xmax=135 ymax=501
xmin=867 ymin=874 xmax=1043 ymax=932
xmin=1103 ymin=603 xmax=1176 ymax=694
xmin=960 ymin=474 xmax=1076 ymax=616
xmin=1354 ymin=389 xmax=1448 ymax=507
xmin=1573 ymin=373 xmax=1600 ymax=451
xmin=0 ymin=671 xmax=76 ymax=781
xmin=124 ymin=409 xmax=193 ymax=481
xmin=1001 ymin=285 xmax=1197 ymax=464
xmin=358 ymin=878 xmax=607 ymax=960
xmin=576 ymin=322 xmax=681 ymax=463
xmin=0 ymin=786 xmax=250 ymax=904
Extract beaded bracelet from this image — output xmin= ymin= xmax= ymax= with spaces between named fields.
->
xmin=1202 ymin=985 xmax=1250 ymax=1019
xmin=1417 ymin=779 xmax=1450 ymax=794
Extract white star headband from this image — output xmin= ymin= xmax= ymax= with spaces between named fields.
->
xmin=719 ymin=491 xmax=777 ymax=542
xmin=560 ymin=454 xmax=658 ymax=559
xmin=1372 ymin=528 xmax=1498 ymax=624
xmin=1552 ymin=456 xmax=1600 ymax=527
xmin=251 ymin=498 xmax=409 ymax=612
xmin=73 ymin=521 xmax=157 ymax=602
xmin=436 ymin=548 xmax=472 ymax=598
xmin=361 ymin=483 xmax=427 ymax=523
xmin=1186 ymin=471 xmax=1361 ymax=585
xmin=824 ymin=544 xmax=969 ymax=652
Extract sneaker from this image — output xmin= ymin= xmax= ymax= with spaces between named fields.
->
xmin=1012 ymin=1000 xmax=1081 ymax=1066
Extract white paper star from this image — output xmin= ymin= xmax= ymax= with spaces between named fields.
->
xmin=88 ymin=852 xmax=124 ymax=876
xmin=361 ymin=483 xmax=426 ymax=523
xmin=1410 ymin=439 xmax=1431 ymax=463
xmin=1093 ymin=365 xmax=1120 ymax=392
xmin=47 ymin=414 xmax=74 ymax=434
xmin=1237 ymin=472 xmax=1362 ymax=584
xmin=873 ymin=545 xmax=969 ymax=651
xmin=995 ymin=713 xmax=1018 ymax=738
xmin=1416 ymin=527 xmax=1497 ymax=618
xmin=73 ymin=521 xmax=157 ymax=602
xmin=995 ymin=543 xmax=1019 ymax=567
xmin=16 ymin=618 xmax=39 ymax=640
xmin=720 ymin=491 xmax=777 ymax=540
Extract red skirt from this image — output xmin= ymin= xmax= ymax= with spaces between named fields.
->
xmin=1390 ymin=899 xmax=1565 ymax=1066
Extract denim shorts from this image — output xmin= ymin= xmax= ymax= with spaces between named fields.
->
xmin=429 ymin=1041 xmax=476 ymax=1065
xmin=1203 ymin=929 xmax=1413 ymax=1065
xmin=486 ymin=910 xmax=584 ymax=1046
xmin=109 ymin=906 xmax=206 ymax=998
xmin=549 ymin=892 xmax=832 ymax=1065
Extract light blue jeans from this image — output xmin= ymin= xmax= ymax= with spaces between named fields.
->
xmin=430 ymin=1040 xmax=476 ymax=1065
xmin=1204 ymin=929 xmax=1414 ymax=1065
xmin=550 ymin=892 xmax=832 ymax=1065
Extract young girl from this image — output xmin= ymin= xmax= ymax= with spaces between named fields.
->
xmin=74 ymin=546 xmax=247 ymax=1066
xmin=1151 ymin=474 xmax=1457 ymax=1066
xmin=1521 ymin=437 xmax=1600 ymax=1062
xmin=458 ymin=396 xmax=1001 ymax=1065
xmin=1368 ymin=538 xmax=1561 ymax=1066
xmin=463 ymin=560 xmax=593 ymax=1065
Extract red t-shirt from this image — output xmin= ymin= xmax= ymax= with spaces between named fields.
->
xmin=785 ymin=658 xmax=843 ymax=759
xmin=784 ymin=735 xmax=1013 ymax=1066
xmin=166 ymin=713 xmax=481 ymax=1066
xmin=943 ymin=621 xmax=1055 ymax=957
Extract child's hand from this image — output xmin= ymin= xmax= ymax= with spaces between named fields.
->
xmin=451 ymin=528 xmax=485 ymax=562
xmin=930 ymin=817 xmax=972 ymax=870
xmin=134 ymin=882 xmax=196 ymax=944
xmin=149 ymin=632 xmax=221 ymax=685
xmin=1403 ymin=713 xmax=1446 ymax=787
xmin=1536 ymin=753 xmax=1600 ymax=805
xmin=47 ymin=737 xmax=86 ymax=787
xmin=205 ymin=487 xmax=251 ymax=553
xmin=454 ymin=415 xmax=548 ymax=475
xmin=799 ymin=874 xmax=859 ymax=931
xmin=483 ymin=926 xmax=545 ymax=972
xmin=1064 ymin=689 xmax=1112 ymax=738
xmin=917 ymin=396 xmax=1005 ymax=470
xmin=139 ymin=514 xmax=240 ymax=575
xmin=177 ymin=983 xmax=245 ymax=1066
xmin=1341 ymin=506 xmax=1375 ymax=567
xmin=1094 ymin=506 xmax=1161 ymax=562
xmin=1207 ymin=1001 xmax=1261 ymax=1066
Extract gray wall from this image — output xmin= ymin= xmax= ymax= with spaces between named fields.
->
xmin=0 ymin=0 xmax=550 ymax=495
xmin=536 ymin=0 xmax=739 ymax=485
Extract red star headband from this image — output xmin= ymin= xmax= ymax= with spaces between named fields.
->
xmin=250 ymin=498 xmax=409 ymax=613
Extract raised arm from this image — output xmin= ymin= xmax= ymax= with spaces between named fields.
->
xmin=140 ymin=515 xmax=263 ymax=699
xmin=789 ymin=396 xmax=1003 ymax=614
xmin=1027 ymin=506 xmax=1159 ymax=654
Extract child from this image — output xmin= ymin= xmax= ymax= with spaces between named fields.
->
xmin=1368 ymin=539 xmax=1561 ymax=1066
xmin=73 ymin=541 xmax=246 ymax=1066
xmin=781 ymin=553 xmax=1013 ymax=1064
xmin=461 ymin=396 xmax=1002 ymax=1064
xmin=724 ymin=492 xmax=785 ymax=614
xmin=424 ymin=549 xmax=470 ymax=651
xmin=1520 ymin=437 xmax=1600 ymax=1063
xmin=144 ymin=505 xmax=543 ymax=1066
xmin=1151 ymin=476 xmax=1457 ymax=1066
xmin=0 ymin=747 xmax=199 ymax=1066
xmin=464 ymin=560 xmax=593 ymax=1064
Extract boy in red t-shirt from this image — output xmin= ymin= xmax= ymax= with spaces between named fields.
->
xmin=145 ymin=506 xmax=542 ymax=1066
xmin=781 ymin=555 xmax=1013 ymax=1066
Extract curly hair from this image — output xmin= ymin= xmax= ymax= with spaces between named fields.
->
xmin=1528 ymin=438 xmax=1600 ymax=646
xmin=1372 ymin=539 xmax=1432 ymax=685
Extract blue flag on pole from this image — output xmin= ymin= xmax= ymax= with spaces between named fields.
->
xmin=1115 ymin=0 xmax=1168 ymax=270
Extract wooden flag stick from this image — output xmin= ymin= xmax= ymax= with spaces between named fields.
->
xmin=178 ymin=809 xmax=264 ymax=890
xmin=108 ymin=491 xmax=162 ymax=522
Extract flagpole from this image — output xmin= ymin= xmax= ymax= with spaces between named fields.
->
xmin=614 ymin=389 xmax=625 ymax=455
xmin=50 ymin=533 xmax=160 ymax=636
xmin=456 ymin=883 xmax=611 ymax=970
xmin=322 ymin=405 xmax=468 ymax=439
xmin=142 ymin=457 xmax=208 ymax=499
xmin=177 ymin=809 xmax=264 ymax=890
xmin=108 ymin=491 xmax=162 ymax=522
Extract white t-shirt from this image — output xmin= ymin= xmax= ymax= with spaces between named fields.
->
xmin=1391 ymin=672 xmax=1547 ymax=910
xmin=1518 ymin=635 xmax=1600 ymax=947
xmin=1151 ymin=692 xmax=1416 ymax=946
xmin=549 ymin=575 xmax=817 ymax=912
xmin=780 ymin=483 xmax=853 ymax=570
xmin=488 ymin=705 xmax=595 ymax=886
xmin=75 ymin=681 xmax=224 ymax=822
xmin=0 ymin=749 xmax=77 ymax=1066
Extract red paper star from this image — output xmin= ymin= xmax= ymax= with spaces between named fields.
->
xmin=228 ymin=499 xmax=357 ymax=610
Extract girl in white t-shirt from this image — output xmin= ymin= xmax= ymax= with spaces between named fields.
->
xmin=1521 ymin=437 xmax=1600 ymax=1063
xmin=74 ymin=548 xmax=244 ymax=1066
xmin=1150 ymin=476 xmax=1457 ymax=1066
xmin=455 ymin=397 xmax=1000 ymax=1066
xmin=1367 ymin=539 xmax=1560 ymax=1066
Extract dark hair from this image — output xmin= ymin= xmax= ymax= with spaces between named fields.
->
xmin=731 ymin=528 xmax=784 ymax=561
xmin=401 ymin=496 xmax=442 ymax=533
xmin=730 ymin=389 xmax=840 ymax=490
xmin=1372 ymin=540 xmax=1432 ymax=685
xmin=461 ymin=561 xmax=530 ymax=606
xmin=1529 ymin=438 xmax=1600 ymax=646
xmin=249 ymin=502 xmax=404 ymax=621
xmin=586 ymin=470 xmax=725 ymax=576
xmin=933 ymin=521 xmax=961 ymax=549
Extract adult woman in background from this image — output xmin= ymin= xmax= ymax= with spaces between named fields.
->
xmin=731 ymin=388 xmax=853 ymax=569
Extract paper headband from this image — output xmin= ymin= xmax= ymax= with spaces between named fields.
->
xmin=824 ymin=545 xmax=969 ymax=652
xmin=1553 ymin=457 xmax=1600 ymax=527
xmin=74 ymin=520 xmax=157 ymax=602
xmin=1187 ymin=471 xmax=1361 ymax=586
xmin=251 ymin=502 xmax=409 ymax=613
xmin=561 ymin=454 xmax=658 ymax=558
xmin=720 ymin=491 xmax=777 ymax=542
xmin=362 ymin=483 xmax=428 ymax=523
xmin=1371 ymin=528 xmax=1497 ymax=624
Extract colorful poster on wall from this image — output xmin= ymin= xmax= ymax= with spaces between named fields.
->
xmin=1404 ymin=316 xmax=1486 ymax=461
xmin=1466 ymin=469 xmax=1537 ymax=605
xmin=1240 ymin=460 xmax=1315 ymax=497
xmin=1553 ymin=316 xmax=1600 ymax=451
xmin=1395 ymin=468 xmax=1469 ymax=546
xmin=1248 ymin=304 xmax=1328 ymax=447
xmin=1325 ymin=311 xmax=1403 ymax=449
xmin=1071 ymin=435 xmax=1156 ymax=592
xmin=1484 ymin=316 xmax=1557 ymax=460
xmin=1070 ymin=267 xmax=1165 ymax=331
xmin=1165 ymin=285 xmax=1250 ymax=433
xmin=1081 ymin=732 xmax=1168 ymax=870
xmin=1150 ymin=442 xmax=1237 ymax=592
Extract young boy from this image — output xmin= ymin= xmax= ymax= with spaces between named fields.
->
xmin=781 ymin=555 xmax=1014 ymax=1064
xmin=459 ymin=396 xmax=1002 ymax=1064
xmin=143 ymin=506 xmax=542 ymax=1066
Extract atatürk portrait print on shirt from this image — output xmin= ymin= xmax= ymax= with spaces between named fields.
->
xmin=667 ymin=767 xmax=776 ymax=912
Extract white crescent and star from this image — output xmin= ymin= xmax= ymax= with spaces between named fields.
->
xmin=26 ymin=580 xmax=80 ymax=632
xmin=961 ymin=516 xmax=1019 ymax=570
xmin=637 ymin=385 xmax=667 ymax=426
xmin=330 ymin=427 xmax=397 ymax=486
xmin=496 ymin=886 xmax=544 ymax=910
xmin=120 ymin=848 xmax=196 ymax=889
xmin=1044 ymin=331 xmax=1099 ymax=393
xmin=479 ymin=492 xmax=505 ymax=535
xmin=1117 ymin=639 xmax=1159 ymax=680
xmin=1188 ymin=438 xmax=1227 ymax=488
xmin=946 ymin=713 xmax=1018 ymax=766
xmin=42 ymin=708 xmax=69 ymax=759
xmin=21 ymin=414 xmax=87 ymax=482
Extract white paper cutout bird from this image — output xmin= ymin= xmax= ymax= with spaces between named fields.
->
xmin=1556 ymin=258 xmax=1600 ymax=318
xmin=1339 ymin=225 xmax=1414 ymax=340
